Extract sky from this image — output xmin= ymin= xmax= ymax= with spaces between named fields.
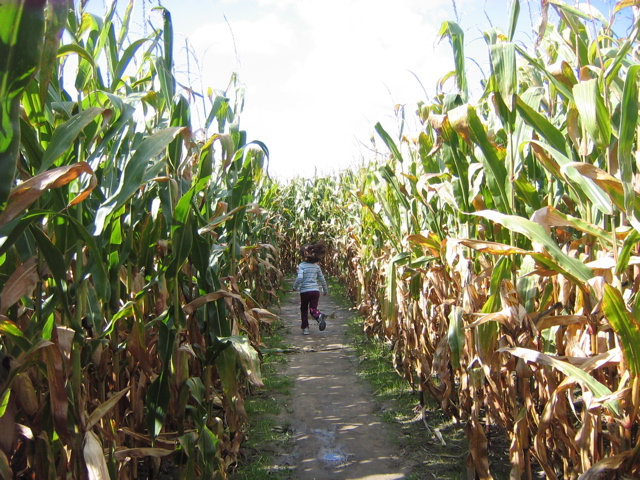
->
xmin=87 ymin=0 xmax=627 ymax=180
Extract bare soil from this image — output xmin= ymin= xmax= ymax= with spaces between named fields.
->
xmin=270 ymin=290 xmax=411 ymax=480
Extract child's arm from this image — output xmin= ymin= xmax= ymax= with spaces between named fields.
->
xmin=318 ymin=268 xmax=328 ymax=295
xmin=292 ymin=264 xmax=304 ymax=291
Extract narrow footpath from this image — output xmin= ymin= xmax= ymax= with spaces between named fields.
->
xmin=274 ymin=289 xmax=410 ymax=480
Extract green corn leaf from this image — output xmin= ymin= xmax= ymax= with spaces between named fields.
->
xmin=0 ymin=1 xmax=45 ymax=98
xmin=216 ymin=348 xmax=239 ymax=405
xmin=168 ymin=95 xmax=191 ymax=172
xmin=156 ymin=6 xmax=173 ymax=79
xmin=40 ymin=107 xmax=106 ymax=172
xmin=185 ymin=377 xmax=205 ymax=406
xmin=0 ymin=447 xmax=11 ymax=478
xmin=356 ymin=192 xmax=398 ymax=250
xmin=514 ymin=173 xmax=541 ymax=212
xmin=0 ymin=317 xmax=30 ymax=352
xmin=204 ymin=337 xmax=232 ymax=366
xmin=619 ymin=65 xmax=640 ymax=230
xmin=507 ymin=0 xmax=520 ymax=41
xmin=384 ymin=256 xmax=398 ymax=328
xmin=204 ymin=95 xmax=229 ymax=131
xmin=0 ymin=209 xmax=44 ymax=256
xmin=448 ymin=306 xmax=465 ymax=369
xmin=528 ymin=252 xmax=593 ymax=286
xmin=0 ymin=388 xmax=10 ymax=417
xmin=116 ymin=0 xmax=135 ymax=51
xmin=549 ymin=0 xmax=608 ymax=24
xmin=166 ymin=186 xmax=198 ymax=278
xmin=437 ymin=21 xmax=467 ymax=100
xmin=94 ymin=126 xmax=186 ymax=234
xmin=374 ymin=122 xmax=404 ymax=163
xmin=29 ymin=225 xmax=75 ymax=326
xmin=223 ymin=335 xmax=264 ymax=388
xmin=604 ymin=12 xmax=640 ymax=81
xmin=93 ymin=0 xmax=116 ymax=64
xmin=517 ymin=256 xmax=538 ymax=315
xmin=39 ymin=0 xmax=70 ymax=103
xmin=515 ymin=93 xmax=567 ymax=153
xmin=177 ymin=433 xmax=197 ymax=477
xmin=0 ymin=317 xmax=25 ymax=339
xmin=473 ymin=209 xmax=594 ymax=284
xmin=602 ymin=284 xmax=640 ymax=377
xmin=85 ymin=387 xmax=131 ymax=430
xmin=19 ymin=115 xmax=45 ymax=169
xmin=547 ymin=0 xmax=591 ymax=66
xmin=573 ymin=79 xmax=612 ymax=149
xmin=532 ymin=205 xmax=613 ymax=247
xmin=0 ymin=0 xmax=46 ymax=206
xmin=57 ymin=43 xmax=98 ymax=75
xmin=528 ymin=140 xmax=612 ymax=215
xmin=490 ymin=256 xmax=512 ymax=295
xmin=0 ymin=211 xmax=111 ymax=303
xmin=477 ymin=293 xmax=500 ymax=364
xmin=146 ymin=372 xmax=170 ymax=440
xmin=514 ymin=45 xmax=574 ymax=100
xmin=151 ymin=7 xmax=175 ymax=105
xmin=63 ymin=214 xmax=109 ymax=301
xmin=489 ymin=42 xmax=517 ymax=112
xmin=378 ymin=164 xmax=410 ymax=210
xmin=198 ymin=427 xmax=219 ymax=479
xmin=616 ymin=229 xmax=640 ymax=275
xmin=499 ymin=346 xmax=620 ymax=416
xmin=157 ymin=320 xmax=176 ymax=374
xmin=560 ymin=162 xmax=633 ymax=214
xmin=110 ymin=38 xmax=148 ymax=90
xmin=465 ymin=105 xmax=511 ymax=214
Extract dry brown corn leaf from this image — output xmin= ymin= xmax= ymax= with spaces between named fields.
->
xmin=114 ymin=447 xmax=174 ymax=461
xmin=0 ymin=257 xmax=39 ymax=316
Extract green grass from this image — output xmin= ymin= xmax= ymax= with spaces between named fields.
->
xmin=230 ymin=319 xmax=295 ymax=480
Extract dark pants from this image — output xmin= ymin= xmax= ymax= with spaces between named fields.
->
xmin=300 ymin=290 xmax=320 ymax=329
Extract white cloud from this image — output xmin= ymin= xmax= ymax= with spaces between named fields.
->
xmin=154 ymin=0 xmax=504 ymax=179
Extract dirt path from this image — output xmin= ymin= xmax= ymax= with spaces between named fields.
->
xmin=274 ymin=290 xmax=410 ymax=480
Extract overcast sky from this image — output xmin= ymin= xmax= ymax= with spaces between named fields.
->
xmin=95 ymin=0 xmax=623 ymax=180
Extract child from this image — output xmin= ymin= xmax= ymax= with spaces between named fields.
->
xmin=292 ymin=241 xmax=328 ymax=335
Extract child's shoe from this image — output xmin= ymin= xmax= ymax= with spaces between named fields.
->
xmin=302 ymin=327 xmax=310 ymax=335
xmin=318 ymin=314 xmax=326 ymax=331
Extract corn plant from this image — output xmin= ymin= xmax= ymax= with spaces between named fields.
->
xmin=0 ymin=1 xmax=279 ymax=478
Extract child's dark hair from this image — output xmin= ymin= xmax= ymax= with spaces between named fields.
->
xmin=300 ymin=241 xmax=326 ymax=263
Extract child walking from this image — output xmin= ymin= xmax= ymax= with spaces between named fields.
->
xmin=292 ymin=241 xmax=328 ymax=335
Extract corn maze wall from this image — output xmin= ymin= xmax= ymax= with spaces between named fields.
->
xmin=0 ymin=1 xmax=281 ymax=478
xmin=270 ymin=1 xmax=640 ymax=479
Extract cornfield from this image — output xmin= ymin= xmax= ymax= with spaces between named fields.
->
xmin=2 ymin=0 xmax=640 ymax=479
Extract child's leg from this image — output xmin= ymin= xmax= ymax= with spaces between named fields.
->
xmin=299 ymin=292 xmax=311 ymax=329
xmin=308 ymin=291 xmax=321 ymax=320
